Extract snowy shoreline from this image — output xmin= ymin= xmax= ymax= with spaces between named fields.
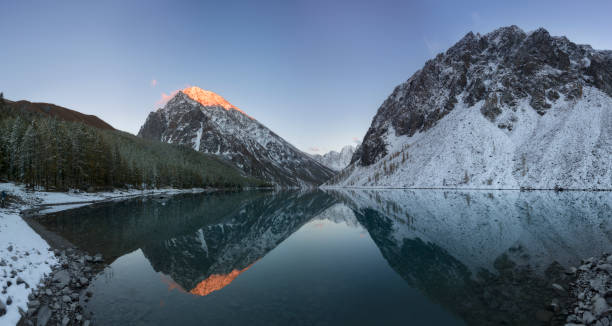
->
xmin=0 ymin=183 xmax=208 ymax=325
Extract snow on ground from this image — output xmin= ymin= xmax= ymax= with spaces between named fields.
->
xmin=37 ymin=204 xmax=91 ymax=215
xmin=0 ymin=183 xmax=205 ymax=208
xmin=0 ymin=182 xmax=206 ymax=325
xmin=0 ymin=208 xmax=56 ymax=325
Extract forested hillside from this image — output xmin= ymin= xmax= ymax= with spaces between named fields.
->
xmin=4 ymin=98 xmax=115 ymax=130
xmin=0 ymin=94 xmax=263 ymax=190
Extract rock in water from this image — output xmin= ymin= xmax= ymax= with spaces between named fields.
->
xmin=552 ymin=283 xmax=565 ymax=292
xmin=592 ymin=296 xmax=609 ymax=316
xmin=93 ymin=254 xmax=103 ymax=263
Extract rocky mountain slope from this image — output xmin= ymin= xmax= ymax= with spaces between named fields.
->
xmin=138 ymin=87 xmax=334 ymax=187
xmin=326 ymin=26 xmax=612 ymax=189
xmin=311 ymin=145 xmax=356 ymax=171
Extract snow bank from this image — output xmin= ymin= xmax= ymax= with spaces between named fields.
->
xmin=0 ymin=183 xmax=205 ymax=208
xmin=0 ymin=209 xmax=56 ymax=325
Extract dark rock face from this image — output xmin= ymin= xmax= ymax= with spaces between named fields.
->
xmin=137 ymin=111 xmax=167 ymax=141
xmin=138 ymin=92 xmax=335 ymax=187
xmin=353 ymin=26 xmax=612 ymax=166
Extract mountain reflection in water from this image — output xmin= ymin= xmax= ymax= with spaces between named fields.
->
xmin=36 ymin=189 xmax=611 ymax=326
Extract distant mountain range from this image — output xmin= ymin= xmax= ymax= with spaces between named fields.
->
xmin=138 ymin=87 xmax=335 ymax=188
xmin=326 ymin=26 xmax=612 ymax=190
xmin=310 ymin=145 xmax=356 ymax=171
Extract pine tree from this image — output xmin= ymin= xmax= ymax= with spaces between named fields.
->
xmin=8 ymin=117 xmax=25 ymax=178
xmin=20 ymin=123 xmax=39 ymax=186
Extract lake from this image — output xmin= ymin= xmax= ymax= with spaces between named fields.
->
xmin=36 ymin=189 xmax=612 ymax=325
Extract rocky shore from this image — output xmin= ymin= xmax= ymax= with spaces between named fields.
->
xmin=565 ymin=254 xmax=612 ymax=326
xmin=14 ymin=248 xmax=105 ymax=326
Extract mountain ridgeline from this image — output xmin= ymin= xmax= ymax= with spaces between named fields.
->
xmin=328 ymin=26 xmax=612 ymax=189
xmin=138 ymin=87 xmax=335 ymax=188
xmin=0 ymin=94 xmax=262 ymax=190
xmin=310 ymin=145 xmax=356 ymax=171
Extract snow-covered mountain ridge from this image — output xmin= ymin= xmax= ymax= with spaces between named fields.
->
xmin=310 ymin=145 xmax=356 ymax=171
xmin=327 ymin=26 xmax=612 ymax=189
xmin=138 ymin=87 xmax=335 ymax=187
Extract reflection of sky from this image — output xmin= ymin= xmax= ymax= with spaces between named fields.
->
xmin=2 ymin=1 xmax=611 ymax=154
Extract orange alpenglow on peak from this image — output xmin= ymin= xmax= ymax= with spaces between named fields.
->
xmin=189 ymin=264 xmax=253 ymax=297
xmin=182 ymin=86 xmax=250 ymax=117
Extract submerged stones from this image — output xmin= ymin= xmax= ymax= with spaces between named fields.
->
xmin=566 ymin=253 xmax=612 ymax=325
xmin=552 ymin=283 xmax=566 ymax=293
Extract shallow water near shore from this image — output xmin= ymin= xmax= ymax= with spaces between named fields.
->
xmin=35 ymin=189 xmax=612 ymax=325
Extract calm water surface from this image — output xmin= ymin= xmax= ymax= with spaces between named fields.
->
xmin=37 ymin=190 xmax=612 ymax=325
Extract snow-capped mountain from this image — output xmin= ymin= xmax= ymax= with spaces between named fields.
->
xmin=327 ymin=26 xmax=612 ymax=189
xmin=138 ymin=87 xmax=335 ymax=187
xmin=310 ymin=145 xmax=356 ymax=171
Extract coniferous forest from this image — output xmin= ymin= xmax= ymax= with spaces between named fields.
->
xmin=0 ymin=94 xmax=263 ymax=190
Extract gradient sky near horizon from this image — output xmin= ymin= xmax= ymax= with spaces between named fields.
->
xmin=2 ymin=0 xmax=611 ymax=154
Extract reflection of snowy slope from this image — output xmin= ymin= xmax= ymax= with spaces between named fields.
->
xmin=331 ymin=189 xmax=612 ymax=274
xmin=311 ymin=203 xmax=360 ymax=228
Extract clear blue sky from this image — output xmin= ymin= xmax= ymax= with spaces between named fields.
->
xmin=1 ymin=0 xmax=611 ymax=154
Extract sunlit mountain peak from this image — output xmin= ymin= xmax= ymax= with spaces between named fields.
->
xmin=182 ymin=86 xmax=248 ymax=116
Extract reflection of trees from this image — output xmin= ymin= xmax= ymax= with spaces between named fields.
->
xmin=40 ymin=191 xmax=336 ymax=293
xmin=38 ymin=191 xmax=265 ymax=261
